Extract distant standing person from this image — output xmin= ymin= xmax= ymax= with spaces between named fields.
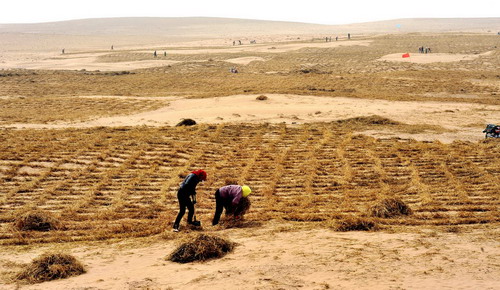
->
xmin=173 ymin=170 xmax=207 ymax=232
xmin=62 ymin=48 xmax=65 ymax=54
xmin=154 ymin=50 xmax=157 ymax=57
xmin=212 ymin=185 xmax=251 ymax=226
xmin=111 ymin=45 xmax=114 ymax=50
xmin=348 ymin=33 xmax=351 ymax=40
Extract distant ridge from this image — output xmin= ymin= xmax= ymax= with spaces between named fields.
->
xmin=1 ymin=17 xmax=499 ymax=36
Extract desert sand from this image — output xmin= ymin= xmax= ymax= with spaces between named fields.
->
xmin=0 ymin=17 xmax=499 ymax=290
xmin=378 ymin=51 xmax=494 ymax=63
xmin=2 ymin=222 xmax=498 ymax=290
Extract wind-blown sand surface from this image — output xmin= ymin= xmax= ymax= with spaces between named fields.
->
xmin=0 ymin=40 xmax=371 ymax=71
xmin=378 ymin=51 xmax=494 ymax=63
xmin=2 ymin=222 xmax=498 ymax=290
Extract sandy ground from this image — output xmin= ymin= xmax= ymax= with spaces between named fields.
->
xmin=1 ymin=221 xmax=498 ymax=290
xmin=0 ymin=52 xmax=180 ymax=71
xmin=378 ymin=51 xmax=494 ymax=63
xmin=0 ymin=40 xmax=371 ymax=71
xmin=225 ymin=56 xmax=266 ymax=65
xmin=5 ymin=94 xmax=498 ymax=143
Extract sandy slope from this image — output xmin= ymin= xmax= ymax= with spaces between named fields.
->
xmin=1 ymin=221 xmax=498 ymax=290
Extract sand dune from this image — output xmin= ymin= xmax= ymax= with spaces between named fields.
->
xmin=1 ymin=17 xmax=498 ymax=53
xmin=2 ymin=17 xmax=499 ymax=36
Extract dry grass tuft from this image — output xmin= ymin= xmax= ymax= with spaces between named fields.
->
xmin=176 ymin=118 xmax=197 ymax=126
xmin=16 ymin=252 xmax=86 ymax=283
xmin=14 ymin=211 xmax=60 ymax=231
xmin=168 ymin=234 xmax=235 ymax=263
xmin=219 ymin=218 xmax=262 ymax=229
xmin=335 ymin=216 xmax=378 ymax=231
xmin=256 ymin=95 xmax=268 ymax=101
xmin=335 ymin=115 xmax=401 ymax=126
xmin=369 ymin=197 xmax=413 ymax=218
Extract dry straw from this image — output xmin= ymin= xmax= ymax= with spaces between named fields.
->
xmin=369 ymin=197 xmax=413 ymax=218
xmin=233 ymin=196 xmax=251 ymax=217
xmin=14 ymin=211 xmax=60 ymax=231
xmin=336 ymin=216 xmax=378 ymax=231
xmin=16 ymin=252 xmax=86 ymax=283
xmin=168 ymin=234 xmax=235 ymax=263
xmin=176 ymin=118 xmax=197 ymax=126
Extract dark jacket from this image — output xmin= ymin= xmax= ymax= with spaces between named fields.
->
xmin=179 ymin=173 xmax=200 ymax=196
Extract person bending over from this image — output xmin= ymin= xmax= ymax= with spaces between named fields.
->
xmin=212 ymin=185 xmax=251 ymax=225
xmin=173 ymin=169 xmax=207 ymax=232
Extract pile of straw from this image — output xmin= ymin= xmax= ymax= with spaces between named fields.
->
xmin=176 ymin=119 xmax=197 ymax=126
xmin=336 ymin=217 xmax=377 ymax=231
xmin=169 ymin=234 xmax=235 ymax=263
xmin=16 ymin=252 xmax=86 ymax=283
xmin=14 ymin=211 xmax=60 ymax=231
xmin=369 ymin=197 xmax=413 ymax=218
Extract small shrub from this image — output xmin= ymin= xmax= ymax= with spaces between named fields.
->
xmin=176 ymin=119 xmax=197 ymax=126
xmin=256 ymin=95 xmax=268 ymax=101
xmin=16 ymin=253 xmax=86 ymax=283
xmin=369 ymin=197 xmax=413 ymax=218
xmin=168 ymin=234 xmax=235 ymax=263
xmin=336 ymin=217 xmax=377 ymax=231
xmin=14 ymin=211 xmax=60 ymax=231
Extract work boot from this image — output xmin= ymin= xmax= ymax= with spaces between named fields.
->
xmin=189 ymin=220 xmax=201 ymax=227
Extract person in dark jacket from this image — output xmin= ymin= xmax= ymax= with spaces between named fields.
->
xmin=212 ymin=185 xmax=251 ymax=226
xmin=173 ymin=169 xmax=207 ymax=232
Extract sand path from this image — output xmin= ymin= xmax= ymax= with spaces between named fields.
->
xmin=1 ymin=221 xmax=498 ymax=290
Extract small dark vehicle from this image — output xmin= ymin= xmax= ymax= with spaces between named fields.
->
xmin=483 ymin=124 xmax=500 ymax=138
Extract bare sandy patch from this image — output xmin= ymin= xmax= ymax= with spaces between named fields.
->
xmin=225 ymin=56 xmax=265 ymax=65
xmin=0 ymin=52 xmax=179 ymax=71
xmin=1 ymin=222 xmax=498 ymax=290
xmin=378 ymin=51 xmax=492 ymax=63
xmin=138 ymin=40 xmax=372 ymax=55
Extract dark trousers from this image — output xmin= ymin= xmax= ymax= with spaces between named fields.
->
xmin=174 ymin=190 xmax=194 ymax=228
xmin=212 ymin=189 xmax=231 ymax=225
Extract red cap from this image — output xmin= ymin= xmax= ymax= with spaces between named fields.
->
xmin=192 ymin=169 xmax=207 ymax=181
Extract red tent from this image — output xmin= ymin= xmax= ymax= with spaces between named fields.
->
xmin=402 ymin=53 xmax=410 ymax=58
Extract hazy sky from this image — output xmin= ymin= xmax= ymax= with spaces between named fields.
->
xmin=2 ymin=0 xmax=499 ymax=24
